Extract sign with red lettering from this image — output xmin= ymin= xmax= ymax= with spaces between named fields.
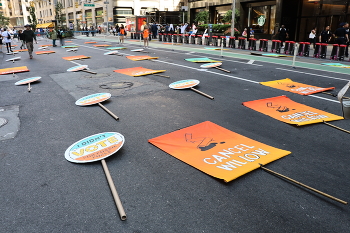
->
xmin=65 ymin=132 xmax=125 ymax=163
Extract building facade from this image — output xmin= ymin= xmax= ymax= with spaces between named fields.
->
xmin=1 ymin=0 xmax=31 ymax=27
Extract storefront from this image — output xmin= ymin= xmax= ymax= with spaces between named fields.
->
xmin=95 ymin=9 xmax=104 ymax=26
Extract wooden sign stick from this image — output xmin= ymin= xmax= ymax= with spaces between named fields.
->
xmin=153 ymin=74 xmax=170 ymax=78
xmin=260 ymin=164 xmax=347 ymax=205
xmin=101 ymin=159 xmax=127 ymax=220
xmin=323 ymin=121 xmax=350 ymax=134
xmin=82 ymin=69 xmax=97 ymax=74
xmin=28 ymin=83 xmax=31 ymax=92
xmin=190 ymin=87 xmax=214 ymax=100
xmin=98 ymin=102 xmax=119 ymax=120
xmin=215 ymin=67 xmax=231 ymax=73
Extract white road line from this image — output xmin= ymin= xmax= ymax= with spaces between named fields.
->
xmin=247 ymin=60 xmax=255 ymax=64
xmin=276 ymin=68 xmax=350 ymax=82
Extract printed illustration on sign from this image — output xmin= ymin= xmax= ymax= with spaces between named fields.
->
xmin=169 ymin=79 xmax=200 ymax=89
xmin=149 ymin=121 xmax=291 ymax=182
xmin=243 ymin=96 xmax=343 ymax=126
xmin=65 ymin=132 xmax=124 ymax=163
xmin=75 ymin=93 xmax=111 ymax=106
xmin=114 ymin=67 xmax=166 ymax=77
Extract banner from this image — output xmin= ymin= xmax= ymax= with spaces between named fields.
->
xmin=243 ymin=96 xmax=343 ymax=126
xmin=114 ymin=67 xmax=165 ymax=76
xmin=126 ymin=56 xmax=158 ymax=61
xmin=0 ymin=66 xmax=29 ymax=75
xmin=149 ymin=121 xmax=290 ymax=182
xmin=62 ymin=55 xmax=91 ymax=61
xmin=260 ymin=78 xmax=335 ymax=95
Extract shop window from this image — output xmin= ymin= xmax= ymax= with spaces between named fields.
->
xmin=250 ymin=5 xmax=274 ymax=34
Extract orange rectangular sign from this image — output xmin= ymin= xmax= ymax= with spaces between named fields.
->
xmin=62 ymin=55 xmax=91 ymax=61
xmin=243 ymin=96 xmax=343 ymax=126
xmin=260 ymin=78 xmax=335 ymax=95
xmin=126 ymin=55 xmax=158 ymax=61
xmin=35 ymin=51 xmax=56 ymax=55
xmin=149 ymin=121 xmax=291 ymax=182
xmin=114 ymin=67 xmax=166 ymax=76
xmin=0 ymin=66 xmax=29 ymax=75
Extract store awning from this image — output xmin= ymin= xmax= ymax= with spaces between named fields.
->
xmin=36 ymin=23 xmax=54 ymax=28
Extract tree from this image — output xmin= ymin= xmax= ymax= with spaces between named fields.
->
xmin=28 ymin=2 xmax=38 ymax=30
xmin=222 ymin=9 xmax=240 ymax=23
xmin=0 ymin=12 xmax=10 ymax=26
xmin=55 ymin=2 xmax=65 ymax=27
xmin=194 ymin=11 xmax=209 ymax=24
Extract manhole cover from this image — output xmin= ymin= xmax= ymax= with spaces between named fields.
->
xmin=0 ymin=118 xmax=8 ymax=128
xmin=99 ymin=82 xmax=134 ymax=89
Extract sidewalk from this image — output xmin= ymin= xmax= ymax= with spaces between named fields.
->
xmin=75 ymin=33 xmax=350 ymax=75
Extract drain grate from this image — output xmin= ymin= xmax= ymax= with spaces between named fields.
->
xmin=99 ymin=82 xmax=134 ymax=89
xmin=0 ymin=118 xmax=8 ymax=128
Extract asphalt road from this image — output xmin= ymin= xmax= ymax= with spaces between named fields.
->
xmin=0 ymin=35 xmax=349 ymax=233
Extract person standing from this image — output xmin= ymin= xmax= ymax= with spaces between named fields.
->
xmin=22 ymin=24 xmax=37 ymax=59
xmin=1 ymin=28 xmax=13 ymax=53
xmin=57 ymin=27 xmax=65 ymax=46
xmin=309 ymin=28 xmax=317 ymax=49
xmin=18 ymin=30 xmax=26 ymax=49
xmin=278 ymin=25 xmax=288 ymax=48
xmin=344 ymin=22 xmax=349 ymax=57
xmin=143 ymin=22 xmax=150 ymax=48
xmin=48 ymin=29 xmax=57 ymax=47
xmin=151 ymin=22 xmax=158 ymax=39
xmin=319 ymin=26 xmax=332 ymax=43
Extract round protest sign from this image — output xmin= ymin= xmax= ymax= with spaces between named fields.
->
xmin=15 ymin=77 xmax=41 ymax=85
xmin=6 ymin=56 xmax=21 ymax=62
xmin=65 ymin=132 xmax=125 ymax=163
xmin=67 ymin=65 xmax=88 ymax=72
xmin=200 ymin=63 xmax=222 ymax=68
xmin=169 ymin=79 xmax=200 ymax=89
xmin=104 ymin=51 xmax=119 ymax=55
xmin=75 ymin=93 xmax=111 ymax=106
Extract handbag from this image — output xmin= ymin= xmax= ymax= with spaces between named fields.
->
xmin=7 ymin=32 xmax=11 ymax=39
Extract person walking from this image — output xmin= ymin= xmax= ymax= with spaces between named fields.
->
xmin=0 ymin=30 xmax=3 ymax=53
xmin=319 ymin=26 xmax=332 ymax=43
xmin=1 ymin=28 xmax=13 ymax=53
xmin=22 ymin=24 xmax=37 ymax=59
xmin=309 ymin=28 xmax=317 ymax=49
xmin=18 ymin=30 xmax=26 ymax=49
xmin=345 ymin=22 xmax=349 ymax=57
xmin=48 ymin=29 xmax=57 ymax=47
xmin=119 ymin=24 xmax=125 ymax=44
xmin=278 ymin=25 xmax=288 ymax=48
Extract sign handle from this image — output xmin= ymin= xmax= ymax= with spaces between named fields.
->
xmin=101 ymin=159 xmax=127 ymax=220
xmin=215 ymin=67 xmax=231 ymax=73
xmin=82 ymin=69 xmax=97 ymax=74
xmin=220 ymin=39 xmax=224 ymax=57
xmin=323 ymin=121 xmax=350 ymax=134
xmin=153 ymin=74 xmax=170 ymax=78
xmin=28 ymin=83 xmax=31 ymax=92
xmin=259 ymin=164 xmax=347 ymax=205
xmin=292 ymin=43 xmax=298 ymax=68
xmin=98 ymin=102 xmax=119 ymax=121
xmin=190 ymin=87 xmax=214 ymax=100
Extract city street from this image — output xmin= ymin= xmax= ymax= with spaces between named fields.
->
xmin=0 ymin=35 xmax=350 ymax=232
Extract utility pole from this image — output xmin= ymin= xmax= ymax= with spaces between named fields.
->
xmin=230 ymin=0 xmax=236 ymax=37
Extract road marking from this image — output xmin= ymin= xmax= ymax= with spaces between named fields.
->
xmin=276 ymin=68 xmax=349 ymax=82
xmin=247 ymin=60 xmax=255 ymax=64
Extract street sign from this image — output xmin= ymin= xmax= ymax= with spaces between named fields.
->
xmin=0 ymin=3 xmax=2 ymax=6
xmin=84 ymin=4 xmax=95 ymax=7
xmin=104 ymin=1 xmax=109 ymax=4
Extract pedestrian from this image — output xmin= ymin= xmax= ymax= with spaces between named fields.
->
xmin=309 ymin=28 xmax=317 ymax=49
xmin=119 ymin=24 xmax=125 ymax=44
xmin=18 ymin=30 xmax=26 ymax=49
xmin=0 ymin=30 xmax=3 ymax=52
xmin=57 ymin=27 xmax=65 ymax=46
xmin=22 ymin=24 xmax=37 ymax=59
xmin=1 ymin=28 xmax=13 ymax=53
xmin=48 ymin=29 xmax=57 ymax=47
xmin=242 ymin=28 xmax=248 ymax=38
xmin=278 ymin=25 xmax=289 ymax=48
xmin=250 ymin=28 xmax=255 ymax=38
xmin=151 ymin=22 xmax=157 ymax=39
xmin=142 ymin=21 xmax=150 ymax=48
xmin=344 ymin=22 xmax=349 ymax=58
xmin=98 ymin=26 xmax=101 ymax=34
xmin=91 ymin=26 xmax=95 ymax=36
xmin=319 ymin=26 xmax=332 ymax=43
